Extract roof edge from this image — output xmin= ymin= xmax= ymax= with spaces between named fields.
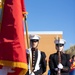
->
xmin=24 ymin=31 xmax=63 ymax=34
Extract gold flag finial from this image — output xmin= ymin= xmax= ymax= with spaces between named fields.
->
xmin=0 ymin=0 xmax=2 ymax=8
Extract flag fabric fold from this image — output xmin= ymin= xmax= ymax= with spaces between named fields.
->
xmin=0 ymin=0 xmax=28 ymax=75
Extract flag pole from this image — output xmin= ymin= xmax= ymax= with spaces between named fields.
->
xmin=0 ymin=0 xmax=2 ymax=30
xmin=0 ymin=0 xmax=5 ymax=31
xmin=24 ymin=14 xmax=30 ymax=49
xmin=55 ymin=36 xmax=61 ymax=75
xmin=57 ymin=37 xmax=61 ymax=75
xmin=24 ymin=14 xmax=33 ymax=73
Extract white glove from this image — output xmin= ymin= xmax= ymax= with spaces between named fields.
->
xmin=26 ymin=49 xmax=29 ymax=54
xmin=57 ymin=63 xmax=63 ymax=69
xmin=55 ymin=68 xmax=58 ymax=71
xmin=30 ymin=72 xmax=35 ymax=75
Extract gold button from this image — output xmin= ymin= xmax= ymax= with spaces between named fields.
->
xmin=33 ymin=63 xmax=34 ymax=65
xmin=33 ymin=55 xmax=35 ymax=58
xmin=33 ymin=51 xmax=35 ymax=53
xmin=33 ymin=58 xmax=35 ymax=60
xmin=33 ymin=53 xmax=35 ymax=55
xmin=33 ymin=60 xmax=35 ymax=63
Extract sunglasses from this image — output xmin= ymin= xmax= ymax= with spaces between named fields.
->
xmin=56 ymin=44 xmax=64 ymax=47
xmin=30 ymin=40 xmax=39 ymax=42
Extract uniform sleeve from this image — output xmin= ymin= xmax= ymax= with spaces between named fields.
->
xmin=49 ymin=54 xmax=56 ymax=73
xmin=26 ymin=49 xmax=29 ymax=64
xmin=62 ymin=54 xmax=71 ymax=72
xmin=41 ymin=51 xmax=47 ymax=74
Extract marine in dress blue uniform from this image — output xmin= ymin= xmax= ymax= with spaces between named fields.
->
xmin=49 ymin=38 xmax=71 ymax=75
xmin=26 ymin=34 xmax=47 ymax=75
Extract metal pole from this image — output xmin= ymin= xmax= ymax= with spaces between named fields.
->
xmin=24 ymin=15 xmax=33 ymax=72
xmin=24 ymin=15 xmax=30 ymax=49
xmin=57 ymin=37 xmax=61 ymax=75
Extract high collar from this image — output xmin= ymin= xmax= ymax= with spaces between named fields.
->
xmin=57 ymin=51 xmax=64 ymax=55
xmin=31 ymin=48 xmax=38 ymax=51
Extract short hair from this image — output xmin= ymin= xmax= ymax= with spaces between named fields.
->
xmin=72 ymin=55 xmax=75 ymax=59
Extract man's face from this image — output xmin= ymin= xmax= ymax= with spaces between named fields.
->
xmin=55 ymin=44 xmax=64 ymax=51
xmin=30 ymin=40 xmax=39 ymax=48
xmin=73 ymin=57 xmax=75 ymax=61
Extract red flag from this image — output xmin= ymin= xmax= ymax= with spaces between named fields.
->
xmin=0 ymin=0 xmax=28 ymax=75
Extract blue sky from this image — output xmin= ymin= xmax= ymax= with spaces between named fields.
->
xmin=25 ymin=0 xmax=75 ymax=50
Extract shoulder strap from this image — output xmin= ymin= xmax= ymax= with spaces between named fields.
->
xmin=28 ymin=48 xmax=33 ymax=74
xmin=34 ymin=50 xmax=41 ymax=72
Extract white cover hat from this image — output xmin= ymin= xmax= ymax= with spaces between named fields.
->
xmin=54 ymin=38 xmax=66 ymax=44
xmin=29 ymin=34 xmax=40 ymax=40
